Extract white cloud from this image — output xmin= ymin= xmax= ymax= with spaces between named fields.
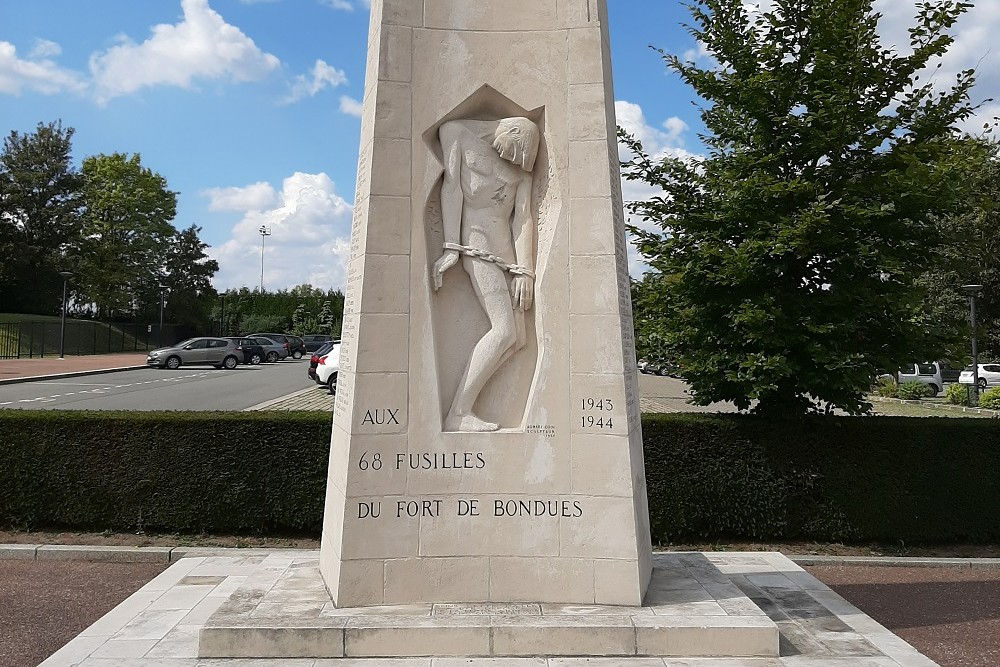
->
xmin=29 ymin=39 xmax=61 ymax=59
xmin=88 ymin=0 xmax=280 ymax=104
xmin=204 ymin=182 xmax=278 ymax=212
xmin=871 ymin=0 xmax=1000 ymax=134
xmin=339 ymin=95 xmax=363 ymax=117
xmin=210 ymin=172 xmax=354 ymax=290
xmin=615 ymin=100 xmax=702 ymax=278
xmin=0 ymin=41 xmax=85 ymax=95
xmin=282 ymin=59 xmax=347 ymax=104
xmin=320 ymin=0 xmax=355 ymax=10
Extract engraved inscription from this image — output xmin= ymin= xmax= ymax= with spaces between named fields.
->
xmin=526 ymin=424 xmax=556 ymax=438
xmin=580 ymin=396 xmax=615 ymax=429
xmin=433 ymin=603 xmax=541 ymax=616
xmin=351 ymin=496 xmax=584 ymax=520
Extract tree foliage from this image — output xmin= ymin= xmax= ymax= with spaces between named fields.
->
xmin=215 ymin=285 xmax=344 ymax=337
xmin=919 ymin=141 xmax=1000 ymax=362
xmin=0 ymin=122 xmax=220 ymax=333
xmin=75 ymin=153 xmax=178 ymax=320
xmin=622 ymin=0 xmax=983 ymax=416
xmin=0 ymin=121 xmax=82 ymax=314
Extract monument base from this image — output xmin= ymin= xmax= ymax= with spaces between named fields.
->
xmin=198 ymin=553 xmax=779 ymax=659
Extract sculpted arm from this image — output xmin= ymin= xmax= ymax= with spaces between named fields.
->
xmin=510 ymin=176 xmax=535 ymax=311
xmin=434 ymin=121 xmax=465 ymax=290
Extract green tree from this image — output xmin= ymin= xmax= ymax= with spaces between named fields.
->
xmin=76 ymin=153 xmax=177 ymax=320
xmin=920 ymin=141 xmax=1000 ymax=361
xmin=622 ymin=0 xmax=982 ymax=416
xmin=0 ymin=120 xmax=82 ymax=314
xmin=158 ymin=225 xmax=219 ymax=330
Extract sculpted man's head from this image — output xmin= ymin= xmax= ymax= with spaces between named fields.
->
xmin=493 ymin=117 xmax=540 ymax=172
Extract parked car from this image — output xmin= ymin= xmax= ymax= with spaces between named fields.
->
xmin=940 ymin=362 xmax=962 ymax=384
xmin=308 ymin=341 xmax=337 ymax=382
xmin=958 ymin=363 xmax=1000 ymax=389
xmin=638 ymin=358 xmax=679 ymax=377
xmin=146 ymin=337 xmax=243 ymax=370
xmin=248 ymin=332 xmax=292 ymax=359
xmin=892 ymin=362 xmax=946 ymax=397
xmin=249 ymin=336 xmax=287 ymax=362
xmin=224 ymin=337 xmax=265 ymax=365
xmin=286 ymin=335 xmax=308 ymax=360
xmin=302 ymin=334 xmax=334 ymax=352
xmin=316 ymin=343 xmax=341 ymax=394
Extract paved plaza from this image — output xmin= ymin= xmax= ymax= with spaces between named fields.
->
xmin=29 ymin=551 xmax=941 ymax=666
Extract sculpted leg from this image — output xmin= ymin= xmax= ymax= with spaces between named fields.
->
xmin=445 ymin=258 xmax=517 ymax=432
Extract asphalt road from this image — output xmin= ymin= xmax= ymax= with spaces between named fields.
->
xmin=0 ymin=358 xmax=311 ymax=411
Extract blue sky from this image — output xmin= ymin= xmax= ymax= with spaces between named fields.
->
xmin=3 ymin=0 xmax=997 ymax=291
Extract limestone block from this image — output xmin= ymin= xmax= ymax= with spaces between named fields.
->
xmin=322 ymin=0 xmax=650 ymax=608
xmin=488 ymin=558 xmax=595 ymax=603
xmin=570 ymin=433 xmax=633 ymax=496
xmin=384 ymin=558 xmax=490 ymax=604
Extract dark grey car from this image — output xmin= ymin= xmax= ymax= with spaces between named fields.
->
xmin=146 ymin=337 xmax=244 ymax=370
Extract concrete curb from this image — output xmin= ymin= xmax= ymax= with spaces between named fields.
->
xmin=791 ymin=555 xmax=1000 ymax=569
xmin=0 ymin=544 xmax=318 ymax=563
xmin=3 ymin=543 xmax=999 ymax=568
xmin=0 ymin=365 xmax=147 ymax=386
xmin=244 ymin=385 xmax=320 ymax=411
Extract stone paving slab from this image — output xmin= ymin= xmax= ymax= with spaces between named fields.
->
xmin=36 ymin=551 xmax=942 ymax=666
xmin=198 ymin=554 xmax=779 ymax=659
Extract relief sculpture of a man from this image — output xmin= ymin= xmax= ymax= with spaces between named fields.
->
xmin=432 ymin=117 xmax=541 ymax=432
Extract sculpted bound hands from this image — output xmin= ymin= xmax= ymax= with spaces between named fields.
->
xmin=433 ymin=250 xmax=460 ymax=290
xmin=511 ymin=274 xmax=534 ymax=311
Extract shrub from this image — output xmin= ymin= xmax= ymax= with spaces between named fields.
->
xmin=945 ymin=383 xmax=972 ymax=406
xmin=897 ymin=380 xmax=930 ymax=400
xmin=2 ymin=411 xmax=1000 ymax=544
xmin=0 ymin=411 xmax=330 ymax=534
xmin=979 ymin=387 xmax=1000 ymax=410
xmin=642 ymin=413 xmax=1000 ymax=544
xmin=874 ymin=376 xmax=898 ymax=398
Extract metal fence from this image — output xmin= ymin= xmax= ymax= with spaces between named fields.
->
xmin=0 ymin=321 xmax=187 ymax=359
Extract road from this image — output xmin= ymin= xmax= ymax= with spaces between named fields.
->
xmin=0 ymin=358 xmax=311 ymax=411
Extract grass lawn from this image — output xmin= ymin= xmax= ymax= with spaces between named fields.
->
xmin=870 ymin=399 xmax=994 ymax=418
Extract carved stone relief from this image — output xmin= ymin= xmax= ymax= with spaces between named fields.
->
xmin=424 ymin=88 xmax=552 ymax=433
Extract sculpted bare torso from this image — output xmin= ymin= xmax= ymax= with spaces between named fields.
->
xmin=433 ymin=117 xmax=540 ymax=432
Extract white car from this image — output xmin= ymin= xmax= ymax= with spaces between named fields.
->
xmin=958 ymin=363 xmax=1000 ymax=389
xmin=316 ymin=343 xmax=341 ymax=394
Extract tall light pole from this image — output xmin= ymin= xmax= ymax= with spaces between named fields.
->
xmin=158 ymin=284 xmax=168 ymax=348
xmin=58 ymin=271 xmax=73 ymax=358
xmin=258 ymin=225 xmax=271 ymax=292
xmin=961 ymin=284 xmax=984 ymax=403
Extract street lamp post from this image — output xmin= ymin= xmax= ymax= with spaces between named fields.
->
xmin=258 ymin=226 xmax=271 ymax=292
xmin=158 ymin=284 xmax=168 ymax=348
xmin=961 ymin=284 xmax=984 ymax=403
xmin=58 ymin=271 xmax=73 ymax=358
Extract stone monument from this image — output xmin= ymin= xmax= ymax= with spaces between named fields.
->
xmin=199 ymin=0 xmax=780 ymax=658
xmin=320 ymin=0 xmax=652 ymax=608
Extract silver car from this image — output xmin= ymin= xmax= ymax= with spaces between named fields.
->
xmin=249 ymin=336 xmax=287 ymax=363
xmin=146 ymin=337 xmax=244 ymax=370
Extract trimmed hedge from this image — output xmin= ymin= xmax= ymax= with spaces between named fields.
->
xmin=2 ymin=411 xmax=999 ymax=543
xmin=0 ymin=411 xmax=331 ymax=535
xmin=643 ymin=413 xmax=1000 ymax=543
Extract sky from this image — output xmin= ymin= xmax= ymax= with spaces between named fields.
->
xmin=2 ymin=0 xmax=998 ymax=292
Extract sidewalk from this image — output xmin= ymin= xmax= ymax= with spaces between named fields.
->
xmin=0 ymin=353 xmax=148 ymax=385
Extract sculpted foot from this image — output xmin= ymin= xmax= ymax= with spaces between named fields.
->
xmin=445 ymin=412 xmax=499 ymax=432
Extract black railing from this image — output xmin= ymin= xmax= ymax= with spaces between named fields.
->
xmin=0 ymin=321 xmax=186 ymax=359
